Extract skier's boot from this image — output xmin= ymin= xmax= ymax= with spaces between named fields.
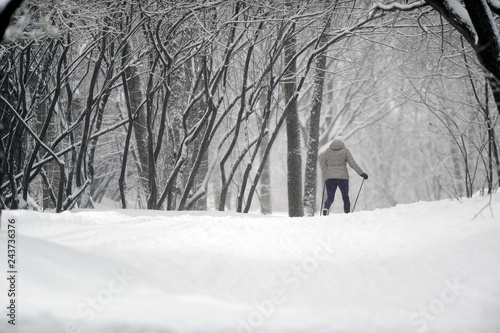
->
xmin=322 ymin=208 xmax=329 ymax=216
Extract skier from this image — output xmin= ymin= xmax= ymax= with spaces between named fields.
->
xmin=320 ymin=136 xmax=368 ymax=215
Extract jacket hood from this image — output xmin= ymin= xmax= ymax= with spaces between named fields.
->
xmin=329 ymin=139 xmax=345 ymax=150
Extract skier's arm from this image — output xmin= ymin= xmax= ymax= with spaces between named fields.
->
xmin=346 ymin=150 xmax=364 ymax=176
xmin=319 ymin=154 xmax=328 ymax=171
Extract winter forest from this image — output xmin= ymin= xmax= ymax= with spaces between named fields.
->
xmin=1 ymin=0 xmax=500 ymax=217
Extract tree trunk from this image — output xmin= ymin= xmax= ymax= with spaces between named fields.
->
xmin=22 ymin=41 xmax=54 ymax=208
xmin=80 ymin=91 xmax=110 ymax=208
xmin=119 ymin=46 xmax=136 ymax=209
xmin=303 ymin=30 xmax=328 ymax=216
xmin=283 ymin=27 xmax=304 ymax=217
xmin=258 ymin=93 xmax=272 ymax=215
xmin=145 ymin=57 xmax=158 ymax=210
xmin=124 ymin=55 xmax=149 ymax=202
xmin=179 ymin=56 xmax=218 ymax=210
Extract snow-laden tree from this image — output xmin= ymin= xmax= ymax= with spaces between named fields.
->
xmin=424 ymin=0 xmax=500 ymax=115
xmin=3 ymin=0 xmax=497 ymax=214
xmin=376 ymin=0 xmax=500 ymax=114
xmin=375 ymin=0 xmax=500 ymax=196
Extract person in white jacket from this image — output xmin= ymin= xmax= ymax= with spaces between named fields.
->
xmin=320 ymin=136 xmax=368 ymax=215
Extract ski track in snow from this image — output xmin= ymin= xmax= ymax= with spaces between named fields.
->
xmin=0 ymin=194 xmax=499 ymax=333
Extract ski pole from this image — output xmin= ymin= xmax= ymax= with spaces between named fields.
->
xmin=319 ymin=181 xmax=326 ymax=215
xmin=351 ymin=178 xmax=365 ymax=213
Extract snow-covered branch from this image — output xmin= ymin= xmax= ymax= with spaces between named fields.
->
xmin=425 ymin=0 xmax=478 ymax=45
xmin=371 ymin=0 xmax=427 ymax=13
xmin=486 ymin=0 xmax=500 ymax=15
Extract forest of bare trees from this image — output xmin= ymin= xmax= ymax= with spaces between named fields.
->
xmin=1 ymin=0 xmax=499 ymax=216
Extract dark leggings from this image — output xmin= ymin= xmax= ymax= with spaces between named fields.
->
xmin=324 ymin=178 xmax=350 ymax=213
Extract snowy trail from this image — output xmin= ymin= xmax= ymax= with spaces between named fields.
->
xmin=1 ymin=194 xmax=499 ymax=333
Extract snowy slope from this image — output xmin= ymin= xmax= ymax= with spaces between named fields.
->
xmin=0 ymin=194 xmax=499 ymax=333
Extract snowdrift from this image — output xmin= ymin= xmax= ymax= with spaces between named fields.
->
xmin=1 ymin=194 xmax=499 ymax=333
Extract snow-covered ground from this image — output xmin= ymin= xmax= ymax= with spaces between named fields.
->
xmin=1 ymin=193 xmax=499 ymax=333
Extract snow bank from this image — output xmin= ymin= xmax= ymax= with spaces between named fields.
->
xmin=1 ymin=194 xmax=499 ymax=333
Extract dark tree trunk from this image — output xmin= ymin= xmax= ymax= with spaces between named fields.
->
xmin=258 ymin=93 xmax=272 ymax=215
xmin=303 ymin=45 xmax=328 ymax=216
xmin=125 ymin=55 xmax=149 ymax=202
xmin=283 ymin=28 xmax=304 ymax=217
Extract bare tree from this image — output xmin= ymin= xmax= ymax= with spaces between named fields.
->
xmin=424 ymin=0 xmax=500 ymax=115
xmin=4 ymin=0 xmax=494 ymax=213
xmin=377 ymin=0 xmax=500 ymax=115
